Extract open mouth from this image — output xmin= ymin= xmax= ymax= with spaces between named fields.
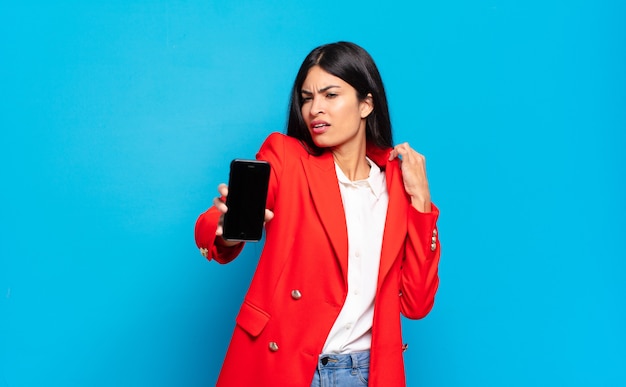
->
xmin=310 ymin=121 xmax=330 ymax=134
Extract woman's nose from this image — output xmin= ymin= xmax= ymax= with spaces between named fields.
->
xmin=310 ymin=96 xmax=324 ymax=116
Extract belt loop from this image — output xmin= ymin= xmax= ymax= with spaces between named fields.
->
xmin=351 ymin=353 xmax=358 ymax=370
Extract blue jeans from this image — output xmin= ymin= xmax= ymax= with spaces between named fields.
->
xmin=310 ymin=351 xmax=370 ymax=387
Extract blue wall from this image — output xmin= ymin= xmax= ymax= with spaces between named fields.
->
xmin=1 ymin=1 xmax=624 ymax=386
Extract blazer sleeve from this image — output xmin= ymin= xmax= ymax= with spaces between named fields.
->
xmin=399 ymin=203 xmax=441 ymax=319
xmin=194 ymin=205 xmax=245 ymax=264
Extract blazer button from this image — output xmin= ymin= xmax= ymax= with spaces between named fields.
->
xmin=430 ymin=242 xmax=437 ymax=251
xmin=268 ymin=342 xmax=279 ymax=352
xmin=432 ymin=229 xmax=438 ymax=237
xmin=291 ymin=290 xmax=302 ymax=300
xmin=199 ymin=247 xmax=209 ymax=258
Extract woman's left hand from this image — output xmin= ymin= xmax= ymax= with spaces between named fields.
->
xmin=388 ymin=142 xmax=432 ymax=213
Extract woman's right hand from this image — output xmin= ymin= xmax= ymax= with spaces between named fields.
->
xmin=212 ymin=183 xmax=274 ymax=246
xmin=212 ymin=184 xmax=238 ymax=247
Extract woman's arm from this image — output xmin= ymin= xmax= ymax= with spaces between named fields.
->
xmin=399 ymin=205 xmax=441 ymax=319
xmin=388 ymin=141 xmax=440 ymax=318
xmin=194 ymin=133 xmax=286 ymax=264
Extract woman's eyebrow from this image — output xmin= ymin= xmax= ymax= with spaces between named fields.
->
xmin=301 ymin=85 xmax=341 ymax=94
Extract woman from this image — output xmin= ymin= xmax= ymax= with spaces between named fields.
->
xmin=195 ymin=42 xmax=440 ymax=387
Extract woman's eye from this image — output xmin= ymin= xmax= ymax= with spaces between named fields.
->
xmin=301 ymin=96 xmax=312 ymax=103
xmin=326 ymin=93 xmax=337 ymax=99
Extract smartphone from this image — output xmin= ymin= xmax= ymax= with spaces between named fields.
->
xmin=222 ymin=159 xmax=271 ymax=242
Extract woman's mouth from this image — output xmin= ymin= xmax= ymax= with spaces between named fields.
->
xmin=310 ymin=121 xmax=330 ymax=134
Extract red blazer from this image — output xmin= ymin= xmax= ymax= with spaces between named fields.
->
xmin=195 ymin=133 xmax=440 ymax=387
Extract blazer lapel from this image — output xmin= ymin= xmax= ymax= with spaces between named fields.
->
xmin=301 ymin=152 xmax=349 ymax=283
xmin=377 ymin=158 xmax=409 ymax=284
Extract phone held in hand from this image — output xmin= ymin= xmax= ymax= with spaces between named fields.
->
xmin=222 ymin=159 xmax=271 ymax=242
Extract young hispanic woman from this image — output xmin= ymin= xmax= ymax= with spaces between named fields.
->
xmin=195 ymin=41 xmax=441 ymax=387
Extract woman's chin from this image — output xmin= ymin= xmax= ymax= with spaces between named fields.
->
xmin=312 ymin=139 xmax=332 ymax=149
xmin=310 ymin=134 xmax=331 ymax=148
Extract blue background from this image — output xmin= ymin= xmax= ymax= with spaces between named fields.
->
xmin=1 ymin=1 xmax=624 ymax=386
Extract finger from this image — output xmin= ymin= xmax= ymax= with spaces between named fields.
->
xmin=217 ymin=183 xmax=229 ymax=197
xmin=389 ymin=144 xmax=407 ymax=160
xmin=213 ymin=196 xmax=228 ymax=214
xmin=216 ymin=210 xmax=225 ymax=236
xmin=389 ymin=143 xmax=410 ymax=161
xmin=396 ymin=144 xmax=426 ymax=166
xmin=264 ymin=209 xmax=274 ymax=224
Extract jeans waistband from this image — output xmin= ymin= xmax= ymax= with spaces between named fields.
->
xmin=317 ymin=350 xmax=370 ymax=369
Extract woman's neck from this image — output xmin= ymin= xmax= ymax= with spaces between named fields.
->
xmin=331 ymin=146 xmax=371 ymax=181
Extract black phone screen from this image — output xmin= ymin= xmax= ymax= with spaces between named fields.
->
xmin=222 ymin=159 xmax=271 ymax=242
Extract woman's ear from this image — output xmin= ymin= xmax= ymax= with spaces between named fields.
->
xmin=360 ymin=93 xmax=374 ymax=118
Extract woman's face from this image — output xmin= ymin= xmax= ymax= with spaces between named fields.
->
xmin=300 ymin=66 xmax=373 ymax=152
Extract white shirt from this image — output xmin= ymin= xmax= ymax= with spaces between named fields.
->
xmin=322 ymin=158 xmax=389 ymax=354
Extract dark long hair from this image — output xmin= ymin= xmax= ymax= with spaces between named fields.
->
xmin=286 ymin=42 xmax=393 ymax=154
